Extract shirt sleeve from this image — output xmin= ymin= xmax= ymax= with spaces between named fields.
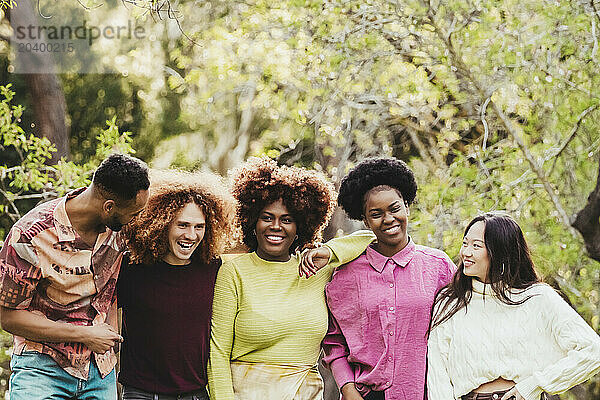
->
xmin=324 ymin=230 xmax=376 ymax=269
xmin=438 ymin=254 xmax=457 ymax=290
xmin=322 ymin=311 xmax=355 ymax=390
xmin=426 ymin=321 xmax=456 ymax=400
xmin=0 ymin=228 xmax=42 ymax=309
xmin=514 ymin=286 xmax=600 ymax=400
xmin=208 ymin=260 xmax=240 ymax=400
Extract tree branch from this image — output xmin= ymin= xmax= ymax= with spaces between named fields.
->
xmin=572 ymin=155 xmax=600 ymax=262
xmin=549 ymin=105 xmax=598 ymax=173
xmin=423 ymin=3 xmax=574 ymax=230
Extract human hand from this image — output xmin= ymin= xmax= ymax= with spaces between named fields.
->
xmin=340 ymin=383 xmax=364 ymax=400
xmin=500 ymin=386 xmax=524 ymax=400
xmin=299 ymin=246 xmax=331 ymax=278
xmin=80 ymin=323 xmax=123 ymax=354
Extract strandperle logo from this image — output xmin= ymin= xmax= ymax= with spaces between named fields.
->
xmin=14 ymin=20 xmax=146 ymax=46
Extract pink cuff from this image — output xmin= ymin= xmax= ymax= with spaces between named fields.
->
xmin=330 ymin=357 xmax=355 ymax=390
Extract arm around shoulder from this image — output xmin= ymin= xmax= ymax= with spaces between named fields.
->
xmin=325 ymin=230 xmax=375 ymax=268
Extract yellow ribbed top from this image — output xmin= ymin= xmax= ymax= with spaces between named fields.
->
xmin=208 ymin=231 xmax=375 ymax=400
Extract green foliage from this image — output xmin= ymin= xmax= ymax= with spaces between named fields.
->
xmin=0 ymin=85 xmax=136 ymax=240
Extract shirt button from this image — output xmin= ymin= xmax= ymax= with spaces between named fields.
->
xmin=389 ymin=331 xmax=394 ymax=335
xmin=388 ymin=356 xmax=393 ymax=361
xmin=389 ymin=306 xmax=395 ymax=311
xmin=386 ymin=381 xmax=390 ymax=385
xmin=389 ymin=283 xmax=394 ymax=288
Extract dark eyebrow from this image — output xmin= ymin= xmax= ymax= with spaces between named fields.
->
xmin=368 ymin=200 xmax=402 ymax=212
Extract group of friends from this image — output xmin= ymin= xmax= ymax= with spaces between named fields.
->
xmin=0 ymin=153 xmax=599 ymax=400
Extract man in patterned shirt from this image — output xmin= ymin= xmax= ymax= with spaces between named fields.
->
xmin=0 ymin=153 xmax=150 ymax=400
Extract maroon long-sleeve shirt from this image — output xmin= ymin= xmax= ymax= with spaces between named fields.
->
xmin=117 ymin=257 xmax=220 ymax=394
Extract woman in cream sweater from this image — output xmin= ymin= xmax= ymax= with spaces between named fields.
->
xmin=427 ymin=212 xmax=600 ymax=400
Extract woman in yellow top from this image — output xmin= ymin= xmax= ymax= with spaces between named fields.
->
xmin=208 ymin=157 xmax=372 ymax=400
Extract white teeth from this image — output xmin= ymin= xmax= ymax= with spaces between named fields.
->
xmin=178 ymin=242 xmax=194 ymax=249
xmin=266 ymin=236 xmax=284 ymax=242
xmin=383 ymin=226 xmax=400 ymax=234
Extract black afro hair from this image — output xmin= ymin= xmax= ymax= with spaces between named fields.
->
xmin=338 ymin=157 xmax=417 ymax=220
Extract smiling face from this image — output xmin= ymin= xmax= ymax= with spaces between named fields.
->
xmin=163 ymin=202 xmax=206 ymax=265
xmin=363 ymin=186 xmax=409 ymax=257
xmin=254 ymin=199 xmax=297 ymax=262
xmin=460 ymin=220 xmax=490 ymax=282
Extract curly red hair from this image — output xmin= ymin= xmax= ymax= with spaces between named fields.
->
xmin=230 ymin=157 xmax=336 ymax=252
xmin=123 ymin=169 xmax=239 ymax=265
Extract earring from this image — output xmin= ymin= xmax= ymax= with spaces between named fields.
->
xmin=501 ymin=263 xmax=505 ymax=275
xmin=294 ymin=235 xmax=298 ymax=241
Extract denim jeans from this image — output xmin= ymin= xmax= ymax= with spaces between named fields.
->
xmin=9 ymin=351 xmax=117 ymax=400
xmin=121 ymin=385 xmax=209 ymax=400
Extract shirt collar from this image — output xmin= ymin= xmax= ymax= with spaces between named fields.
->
xmin=53 ymin=187 xmax=86 ymax=242
xmin=365 ymin=238 xmax=415 ymax=273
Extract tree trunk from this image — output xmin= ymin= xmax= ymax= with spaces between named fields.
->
xmin=572 ymin=156 xmax=600 ymax=262
xmin=8 ymin=0 xmax=69 ymax=162
xmin=22 ymin=74 xmax=70 ymax=162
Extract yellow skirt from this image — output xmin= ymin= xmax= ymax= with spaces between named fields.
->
xmin=230 ymin=361 xmax=324 ymax=400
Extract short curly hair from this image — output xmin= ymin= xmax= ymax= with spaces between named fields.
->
xmin=93 ymin=153 xmax=149 ymax=202
xmin=338 ymin=157 xmax=417 ymax=220
xmin=230 ymin=157 xmax=336 ymax=253
xmin=123 ymin=169 xmax=239 ymax=265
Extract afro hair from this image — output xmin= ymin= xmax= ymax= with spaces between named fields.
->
xmin=230 ymin=156 xmax=336 ymax=253
xmin=338 ymin=157 xmax=417 ymax=220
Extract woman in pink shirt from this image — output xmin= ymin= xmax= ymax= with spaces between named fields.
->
xmin=321 ymin=158 xmax=456 ymax=400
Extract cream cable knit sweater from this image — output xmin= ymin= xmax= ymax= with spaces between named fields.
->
xmin=427 ymin=279 xmax=600 ymax=400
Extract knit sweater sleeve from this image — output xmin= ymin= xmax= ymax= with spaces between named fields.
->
xmin=515 ymin=286 xmax=600 ymax=400
xmin=324 ymin=230 xmax=376 ymax=269
xmin=427 ymin=309 xmax=456 ymax=400
xmin=208 ymin=260 xmax=240 ymax=400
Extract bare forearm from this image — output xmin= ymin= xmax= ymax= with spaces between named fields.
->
xmin=0 ymin=308 xmax=85 ymax=343
xmin=1 ymin=307 xmax=122 ymax=353
xmin=341 ymin=383 xmax=364 ymax=400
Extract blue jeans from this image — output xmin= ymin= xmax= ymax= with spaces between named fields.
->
xmin=9 ymin=351 xmax=117 ymax=400
xmin=121 ymin=385 xmax=209 ymax=400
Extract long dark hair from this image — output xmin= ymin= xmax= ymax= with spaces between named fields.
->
xmin=429 ymin=212 xmax=540 ymax=332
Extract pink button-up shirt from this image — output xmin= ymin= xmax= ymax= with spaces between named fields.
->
xmin=323 ymin=239 xmax=456 ymax=400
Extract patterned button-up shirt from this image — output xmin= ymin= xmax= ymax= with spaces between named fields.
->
xmin=323 ymin=240 xmax=456 ymax=400
xmin=0 ymin=188 xmax=125 ymax=379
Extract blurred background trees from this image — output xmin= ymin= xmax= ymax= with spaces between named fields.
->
xmin=0 ymin=0 xmax=599 ymax=398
